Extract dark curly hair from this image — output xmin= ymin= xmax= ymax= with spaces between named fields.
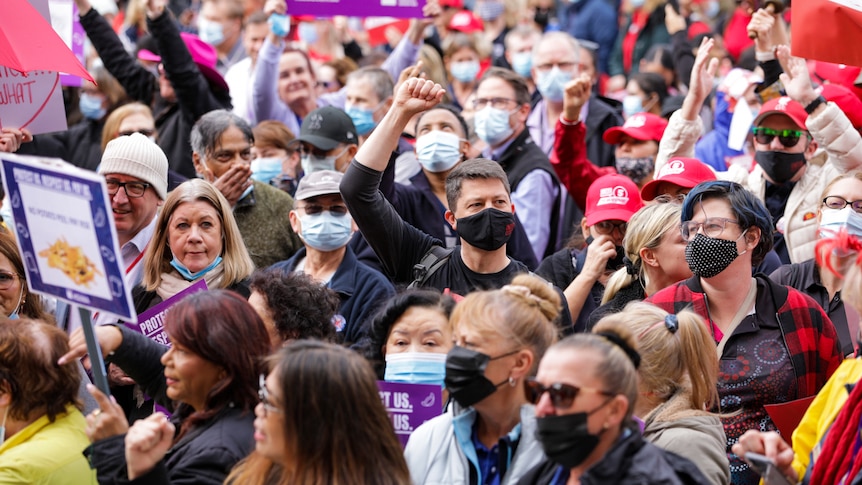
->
xmin=249 ymin=267 xmax=339 ymax=343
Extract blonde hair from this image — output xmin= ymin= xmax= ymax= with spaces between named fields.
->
xmin=450 ymin=273 xmax=560 ymax=372
xmin=820 ymin=171 xmax=862 ymax=203
xmin=101 ymin=102 xmax=154 ymax=152
xmin=443 ymin=32 xmax=491 ymax=63
xmin=142 ymin=179 xmax=254 ymax=290
xmin=603 ymin=203 xmax=681 ymax=304
xmin=594 ymin=302 xmax=719 ymax=411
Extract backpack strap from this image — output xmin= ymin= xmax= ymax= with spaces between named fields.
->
xmin=409 ymin=246 xmax=455 ymax=289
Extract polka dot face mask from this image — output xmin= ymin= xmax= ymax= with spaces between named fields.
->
xmin=684 ymin=230 xmax=748 ymax=278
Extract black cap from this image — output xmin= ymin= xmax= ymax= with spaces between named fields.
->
xmin=295 ymin=106 xmax=358 ymax=151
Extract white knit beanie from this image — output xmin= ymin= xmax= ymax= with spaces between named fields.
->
xmin=99 ymin=133 xmax=168 ymax=200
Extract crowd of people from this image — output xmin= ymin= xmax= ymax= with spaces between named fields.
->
xmin=3 ymin=0 xmax=862 ymax=483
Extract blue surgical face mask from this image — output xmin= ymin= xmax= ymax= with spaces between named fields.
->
xmin=7 ymin=285 xmax=21 ymax=320
xmin=703 ymin=0 xmax=720 ymax=19
xmin=384 ymin=352 xmax=448 ymax=388
xmin=301 ymin=146 xmax=347 ymax=175
xmin=416 ymin=130 xmax=462 ymax=173
xmin=537 ymin=66 xmax=574 ymax=103
xmin=268 ymin=12 xmax=290 ymax=38
xmin=299 ymin=211 xmax=353 ymax=251
xmin=622 ymin=94 xmax=644 ymax=119
xmin=630 ymin=0 xmax=646 ymax=8
xmin=476 ymin=0 xmax=506 ymax=20
xmin=251 ymin=157 xmax=283 ymax=184
xmin=450 ymin=60 xmax=480 ymax=83
xmin=474 ymin=106 xmax=515 ymax=146
xmin=0 ymin=406 xmax=8 ymax=446
xmin=298 ymin=22 xmax=318 ymax=44
xmin=197 ymin=17 xmax=225 ymax=47
xmin=170 ymin=255 xmax=223 ymax=281
xmin=345 ymin=103 xmax=379 ymax=136
xmin=79 ymin=92 xmax=106 ymax=120
xmin=511 ymin=52 xmax=533 ymax=79
xmin=820 ymin=207 xmax=862 ymax=238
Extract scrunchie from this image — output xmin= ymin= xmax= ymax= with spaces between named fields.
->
xmin=623 ymin=256 xmax=639 ymax=276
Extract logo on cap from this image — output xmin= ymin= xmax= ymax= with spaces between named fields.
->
xmin=308 ymin=113 xmax=323 ymax=130
xmin=776 ymin=97 xmax=791 ymax=111
xmin=597 ymin=186 xmax=630 ymax=206
xmin=660 ymin=160 xmax=686 ymax=177
xmin=625 ymin=114 xmax=646 ymax=128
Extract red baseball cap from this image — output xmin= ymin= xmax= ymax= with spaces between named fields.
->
xmin=439 ymin=0 xmax=464 ymax=7
xmin=585 ymin=174 xmax=644 ymax=226
xmin=448 ymin=10 xmax=483 ymax=33
xmin=753 ymin=96 xmax=808 ymax=129
xmin=820 ymin=84 xmax=862 ymax=129
xmin=640 ymin=157 xmax=716 ymax=201
xmin=603 ymin=113 xmax=668 ymax=145
xmin=814 ymin=61 xmax=862 ymax=100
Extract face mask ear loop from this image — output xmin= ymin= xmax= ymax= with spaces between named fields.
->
xmin=8 ymin=284 xmax=23 ymax=319
xmin=0 ymin=403 xmax=9 ymax=445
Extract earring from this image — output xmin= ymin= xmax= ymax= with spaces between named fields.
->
xmin=508 ymin=376 xmax=516 ymax=387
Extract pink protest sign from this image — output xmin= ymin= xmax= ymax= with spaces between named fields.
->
xmin=287 ymin=0 xmax=426 ymax=19
xmin=124 ymin=279 xmax=209 ymax=346
xmin=377 ymin=380 xmax=443 ymax=447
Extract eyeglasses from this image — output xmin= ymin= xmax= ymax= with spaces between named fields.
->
xmin=593 ymin=220 xmax=627 ymax=236
xmin=118 ymin=129 xmax=155 ymax=138
xmin=680 ymin=217 xmax=740 ymax=241
xmin=751 ymin=127 xmax=808 ymax=147
xmin=472 ymin=97 xmax=518 ymax=110
xmin=823 ymin=196 xmax=862 ymax=214
xmin=258 ymin=374 xmax=283 ymax=417
xmin=106 ymin=179 xmax=151 ymax=198
xmin=296 ymin=204 xmax=350 ymax=217
xmin=524 ymin=377 xmax=612 ymax=409
xmin=0 ymin=272 xmax=19 ymax=290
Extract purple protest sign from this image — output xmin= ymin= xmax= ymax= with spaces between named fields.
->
xmin=124 ymin=279 xmax=208 ymax=346
xmin=377 ymin=380 xmax=442 ymax=447
xmin=287 ymin=0 xmax=425 ymax=19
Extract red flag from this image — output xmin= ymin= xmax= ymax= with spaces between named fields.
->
xmin=791 ymin=0 xmax=862 ymax=67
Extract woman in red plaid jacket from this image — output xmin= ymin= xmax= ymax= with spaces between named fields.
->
xmin=645 ymin=180 xmax=841 ymax=485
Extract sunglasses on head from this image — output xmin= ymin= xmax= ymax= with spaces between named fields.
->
xmin=751 ymin=127 xmax=808 ymax=147
xmin=524 ymin=377 xmax=612 ymax=409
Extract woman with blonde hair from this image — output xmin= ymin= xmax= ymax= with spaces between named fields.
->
xmin=593 ymin=302 xmax=729 ymax=485
xmin=588 ymin=202 xmax=691 ymax=328
xmin=101 ymin=102 xmax=156 ymax=152
xmin=227 ymin=340 xmax=411 ymax=485
xmin=405 ymin=273 xmax=560 ymax=485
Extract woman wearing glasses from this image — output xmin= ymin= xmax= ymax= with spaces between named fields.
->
xmin=770 ymin=172 xmax=862 ymax=356
xmin=404 ymin=273 xmax=560 ymax=485
xmin=61 ymin=289 xmax=270 ymax=484
xmin=646 ymin=180 xmax=842 ymax=485
xmin=518 ymin=319 xmax=708 ymax=484
xmin=0 ymin=231 xmax=51 ymax=321
xmin=226 ymin=340 xmax=411 ymax=485
xmin=593 ymin=302 xmax=729 ymax=485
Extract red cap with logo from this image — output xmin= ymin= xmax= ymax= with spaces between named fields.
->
xmin=820 ymin=84 xmax=862 ymax=129
xmin=585 ymin=174 xmax=644 ymax=226
xmin=753 ymin=96 xmax=808 ymax=129
xmin=603 ymin=113 xmax=668 ymax=145
xmin=640 ymin=157 xmax=716 ymax=201
xmin=448 ymin=10 xmax=484 ymax=33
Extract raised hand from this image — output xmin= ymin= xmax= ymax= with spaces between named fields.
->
xmin=58 ymin=325 xmax=124 ymax=365
xmin=393 ymin=78 xmax=446 ymax=117
xmin=665 ymin=4 xmax=687 ymax=36
xmin=777 ymin=45 xmax=819 ymax=107
xmin=563 ymin=73 xmax=593 ymax=123
xmin=146 ymin=0 xmax=168 ymax=18
xmin=264 ymin=0 xmax=286 ymax=16
xmin=85 ymin=383 xmax=130 ymax=442
xmin=681 ymin=37 xmax=719 ymax=120
xmin=126 ymin=413 xmax=176 ymax=480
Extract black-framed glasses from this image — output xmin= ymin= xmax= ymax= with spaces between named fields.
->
xmin=258 ymin=374 xmax=282 ymax=417
xmin=0 ymin=272 xmax=19 ymax=290
xmin=118 ymin=129 xmax=155 ymax=137
xmin=680 ymin=217 xmax=740 ymax=241
xmin=751 ymin=127 xmax=808 ymax=147
xmin=296 ymin=204 xmax=350 ymax=217
xmin=823 ymin=196 xmax=862 ymax=214
xmin=472 ymin=97 xmax=518 ymax=110
xmin=594 ymin=220 xmax=627 ymax=236
xmin=106 ymin=179 xmax=151 ymax=198
xmin=524 ymin=377 xmax=612 ymax=409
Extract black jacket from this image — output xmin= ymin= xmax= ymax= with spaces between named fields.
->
xmin=79 ymin=8 xmax=231 ymax=178
xmin=517 ymin=426 xmax=708 ymax=485
xmin=585 ymin=96 xmax=624 ymax=170
xmin=18 ymin=118 xmax=105 ymax=171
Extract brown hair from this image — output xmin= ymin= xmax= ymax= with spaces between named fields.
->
xmin=593 ymin=302 xmax=719 ymax=411
xmin=478 ymin=67 xmax=532 ymax=106
xmin=445 ymin=158 xmax=511 ymax=210
xmin=226 ymin=341 xmax=411 ymax=485
xmin=0 ymin=231 xmax=50 ymax=322
xmin=252 ymin=120 xmax=296 ymax=153
xmin=322 ymin=57 xmax=359 ymax=89
xmin=0 ymin=319 xmax=81 ymax=421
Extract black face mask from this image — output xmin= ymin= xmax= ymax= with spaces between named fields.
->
xmin=456 ymin=208 xmax=515 ymax=252
xmin=585 ymin=236 xmax=626 ymax=271
xmin=444 ymin=346 xmax=516 ymax=408
xmin=535 ymin=398 xmax=613 ymax=469
xmin=755 ymin=150 xmax=807 ymax=184
xmin=533 ymin=8 xmax=550 ymax=28
xmin=684 ymin=232 xmax=747 ymax=278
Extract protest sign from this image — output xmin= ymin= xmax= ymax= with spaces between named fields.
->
xmin=49 ymin=0 xmax=87 ymax=88
xmin=365 ymin=17 xmax=411 ymax=47
xmin=125 ymin=279 xmax=208 ymax=347
xmin=377 ymin=381 xmax=442 ymax=447
xmin=1 ymin=153 xmax=135 ymax=321
xmin=0 ymin=0 xmax=69 ymax=135
xmin=287 ymin=0 xmax=425 ymax=19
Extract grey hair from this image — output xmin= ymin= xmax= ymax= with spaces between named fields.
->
xmin=532 ymin=31 xmax=581 ymax=62
xmin=190 ymin=109 xmax=254 ymax=161
xmin=346 ymin=67 xmax=394 ymax=106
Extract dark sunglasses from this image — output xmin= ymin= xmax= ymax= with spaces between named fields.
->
xmin=751 ymin=127 xmax=808 ymax=147
xmin=524 ymin=377 xmax=612 ymax=409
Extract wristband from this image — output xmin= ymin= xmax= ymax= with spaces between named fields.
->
xmin=755 ymin=50 xmax=776 ymax=62
xmin=804 ymin=95 xmax=827 ymax=114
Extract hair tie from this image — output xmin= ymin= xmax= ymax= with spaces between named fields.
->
xmin=664 ymin=314 xmax=679 ymax=333
xmin=623 ymin=256 xmax=638 ymax=275
xmin=595 ymin=331 xmax=641 ymax=369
